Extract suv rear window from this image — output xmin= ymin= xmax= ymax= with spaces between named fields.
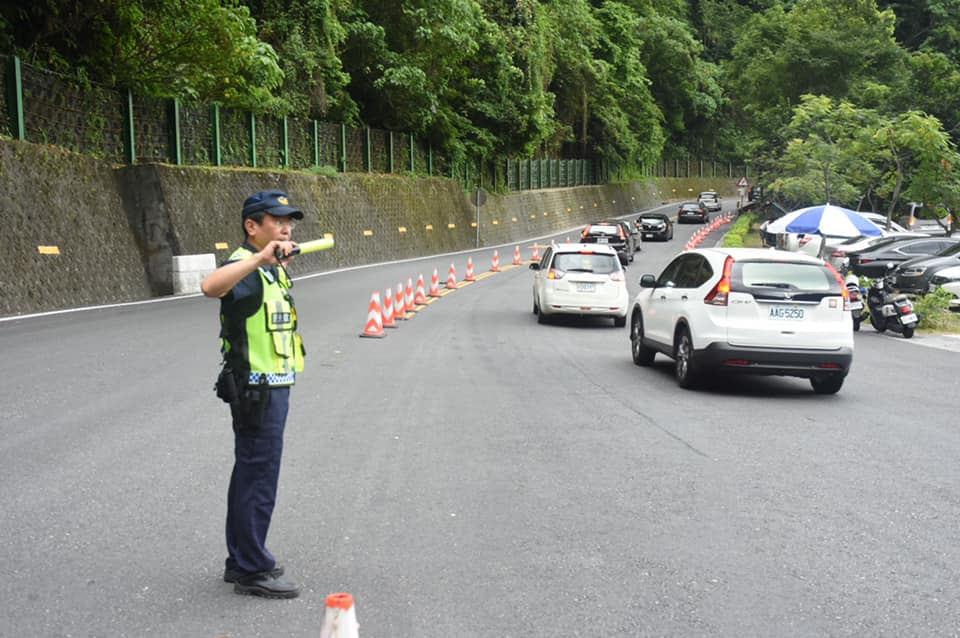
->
xmin=732 ymin=261 xmax=840 ymax=300
xmin=552 ymin=252 xmax=620 ymax=274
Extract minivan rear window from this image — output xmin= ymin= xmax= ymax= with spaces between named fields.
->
xmin=552 ymin=252 xmax=620 ymax=274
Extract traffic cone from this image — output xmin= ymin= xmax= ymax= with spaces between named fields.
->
xmin=319 ymin=592 xmax=360 ymax=638
xmin=465 ymin=257 xmax=476 ymax=281
xmin=395 ymin=283 xmax=407 ymax=320
xmin=565 ymin=236 xmax=571 ymax=243
xmin=512 ymin=245 xmax=522 ymax=265
xmin=491 ymin=250 xmax=500 ymax=272
xmin=381 ymin=287 xmax=397 ymax=328
xmin=414 ymin=274 xmax=428 ymax=304
xmin=531 ymin=244 xmax=540 ymax=261
xmin=359 ymin=292 xmax=386 ymax=338
xmin=429 ymin=268 xmax=442 ymax=297
xmin=446 ymin=263 xmax=457 ymax=289
xmin=404 ymin=277 xmax=415 ymax=312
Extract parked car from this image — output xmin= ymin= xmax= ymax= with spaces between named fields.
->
xmin=928 ymin=265 xmax=960 ymax=311
xmin=848 ymin=236 xmax=960 ymax=277
xmin=530 ymin=243 xmax=629 ymax=326
xmin=892 ymin=241 xmax=960 ymax=293
xmin=856 ymin=212 xmax=910 ymax=234
xmin=826 ymin=233 xmax=929 ymax=273
xmin=628 ymin=247 xmax=853 ymax=394
xmin=698 ymin=191 xmax=722 ymax=212
xmin=579 ymin=221 xmax=636 ymax=264
xmin=636 ymin=213 xmax=674 ymax=241
xmin=677 ymin=201 xmax=709 ymax=224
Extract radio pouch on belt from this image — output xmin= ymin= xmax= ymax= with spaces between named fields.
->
xmin=215 ymin=362 xmax=240 ymax=404
xmin=230 ymin=375 xmax=270 ymax=432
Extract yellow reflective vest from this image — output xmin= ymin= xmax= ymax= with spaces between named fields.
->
xmin=220 ymin=246 xmax=305 ymax=386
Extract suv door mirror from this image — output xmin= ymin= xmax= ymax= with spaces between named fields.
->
xmin=529 ymin=262 xmax=541 ymax=270
xmin=639 ymin=274 xmax=657 ymax=287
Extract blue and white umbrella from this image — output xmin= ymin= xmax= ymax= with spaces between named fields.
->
xmin=765 ymin=204 xmax=883 ymax=238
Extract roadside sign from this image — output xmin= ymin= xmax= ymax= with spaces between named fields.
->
xmin=737 ymin=176 xmax=749 ymax=188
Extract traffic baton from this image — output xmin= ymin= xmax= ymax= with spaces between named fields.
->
xmin=276 ymin=237 xmax=335 ymax=261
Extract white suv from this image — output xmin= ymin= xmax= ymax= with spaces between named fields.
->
xmin=628 ymin=248 xmax=853 ymax=393
xmin=530 ymin=243 xmax=629 ymax=326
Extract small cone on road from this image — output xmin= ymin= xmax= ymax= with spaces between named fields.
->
xmin=404 ymin=277 xmax=415 ymax=312
xmin=446 ymin=263 xmax=458 ymax=289
xmin=491 ymin=250 xmax=500 ymax=272
xmin=465 ymin=257 xmax=476 ymax=281
xmin=359 ymin=291 xmax=386 ymax=338
xmin=414 ymin=274 xmax=428 ymax=304
xmin=319 ymin=592 xmax=360 ymax=638
xmin=512 ymin=245 xmax=522 ymax=265
xmin=429 ymin=268 xmax=442 ymax=297
xmin=381 ymin=287 xmax=397 ymax=328
xmin=395 ymin=283 xmax=407 ymax=320
xmin=531 ymin=244 xmax=540 ymax=261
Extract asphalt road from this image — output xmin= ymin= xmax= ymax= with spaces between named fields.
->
xmin=2 ymin=202 xmax=959 ymax=637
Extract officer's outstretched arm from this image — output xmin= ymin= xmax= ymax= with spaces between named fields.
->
xmin=201 ymin=240 xmax=295 ymax=298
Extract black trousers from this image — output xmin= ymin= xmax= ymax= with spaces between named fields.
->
xmin=224 ymin=386 xmax=290 ymax=576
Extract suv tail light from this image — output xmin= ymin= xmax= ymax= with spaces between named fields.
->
xmin=609 ymin=271 xmax=624 ymax=282
xmin=824 ymin=262 xmax=850 ymax=311
xmin=704 ymin=255 xmax=735 ymax=305
xmin=547 ymin=268 xmax=565 ymax=280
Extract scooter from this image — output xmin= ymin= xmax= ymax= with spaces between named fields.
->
xmin=865 ymin=265 xmax=919 ymax=338
xmin=845 ymin=273 xmax=866 ymax=331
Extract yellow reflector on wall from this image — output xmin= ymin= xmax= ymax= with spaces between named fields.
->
xmin=398 ymin=226 xmax=407 ymax=233
xmin=38 ymin=245 xmax=60 ymax=255
xmin=447 ymin=223 xmax=456 ymax=229
xmin=425 ymin=224 xmax=434 ymax=231
xmin=363 ymin=229 xmax=373 ymax=237
xmin=215 ymin=242 xmax=229 ymax=250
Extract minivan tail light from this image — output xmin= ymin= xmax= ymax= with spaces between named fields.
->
xmin=704 ymin=255 xmax=734 ymax=306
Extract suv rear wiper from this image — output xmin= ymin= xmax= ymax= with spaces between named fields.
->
xmin=750 ymin=282 xmax=794 ymax=289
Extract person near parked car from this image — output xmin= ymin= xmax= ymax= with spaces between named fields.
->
xmin=201 ymin=190 xmax=306 ymax=599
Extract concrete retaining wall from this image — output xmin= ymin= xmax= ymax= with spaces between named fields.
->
xmin=3 ymin=138 xmax=731 ymax=317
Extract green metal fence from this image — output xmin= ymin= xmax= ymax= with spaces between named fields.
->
xmin=1 ymin=54 xmax=742 ymax=191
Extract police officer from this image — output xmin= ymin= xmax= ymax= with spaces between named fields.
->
xmin=201 ymin=190 xmax=305 ymax=599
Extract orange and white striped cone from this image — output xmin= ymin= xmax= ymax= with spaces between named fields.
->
xmin=381 ymin=287 xmax=397 ymax=328
xmin=491 ymin=250 xmax=500 ymax=272
xmin=531 ymin=244 xmax=540 ymax=261
xmin=565 ymin=236 xmax=571 ymax=243
xmin=404 ymin=277 xmax=415 ymax=312
xmin=512 ymin=245 xmax=522 ymax=265
xmin=414 ymin=274 xmax=428 ymax=304
xmin=319 ymin=592 xmax=360 ymax=638
xmin=395 ymin=283 xmax=407 ymax=320
xmin=465 ymin=257 xmax=476 ymax=281
xmin=429 ymin=268 xmax=442 ymax=297
xmin=446 ymin=263 xmax=458 ymax=289
xmin=359 ymin=291 xmax=385 ymax=338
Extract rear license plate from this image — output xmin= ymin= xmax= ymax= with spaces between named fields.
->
xmin=769 ymin=305 xmax=804 ymax=320
xmin=576 ymin=282 xmax=596 ymax=292
xmin=597 ymin=237 xmax=608 ymax=244
xmin=643 ymin=233 xmax=653 ymax=238
xmin=901 ymin=313 xmax=918 ymax=324
xmin=849 ymin=301 xmax=863 ymax=310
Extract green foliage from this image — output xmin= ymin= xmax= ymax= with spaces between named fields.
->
xmin=914 ymin=286 xmax=960 ymax=331
xmin=722 ymin=213 xmax=757 ymax=247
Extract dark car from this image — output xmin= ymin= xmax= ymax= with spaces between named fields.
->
xmin=848 ymin=236 xmax=960 ymax=278
xmin=580 ymin=221 xmax=635 ymax=264
xmin=892 ymin=240 xmax=960 ymax=293
xmin=636 ymin=213 xmax=674 ymax=241
xmin=677 ymin=201 xmax=709 ymax=224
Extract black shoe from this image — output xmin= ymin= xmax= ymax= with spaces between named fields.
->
xmin=234 ymin=573 xmax=300 ymax=599
xmin=223 ymin=563 xmax=284 ymax=583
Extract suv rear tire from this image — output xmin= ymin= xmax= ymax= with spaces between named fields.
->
xmin=674 ymin=327 xmax=699 ymax=388
xmin=810 ymin=375 xmax=844 ymax=394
